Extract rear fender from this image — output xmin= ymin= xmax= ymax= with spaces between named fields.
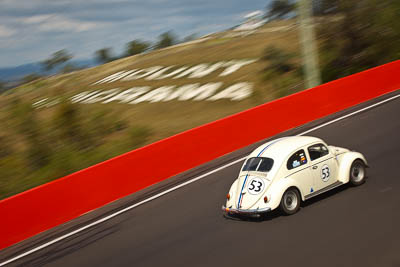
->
xmin=337 ymin=152 xmax=368 ymax=183
xmin=225 ymin=179 xmax=239 ymax=208
xmin=267 ymin=178 xmax=305 ymax=211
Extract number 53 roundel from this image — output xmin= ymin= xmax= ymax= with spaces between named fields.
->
xmin=247 ymin=177 xmax=265 ymax=195
xmin=321 ymin=165 xmax=330 ymax=182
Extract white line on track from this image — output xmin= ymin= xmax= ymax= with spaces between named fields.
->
xmin=1 ymin=91 xmax=399 ymax=266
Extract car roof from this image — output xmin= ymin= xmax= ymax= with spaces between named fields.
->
xmin=249 ymin=136 xmax=324 ymax=161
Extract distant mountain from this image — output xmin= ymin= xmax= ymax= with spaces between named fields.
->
xmin=0 ymin=63 xmax=42 ymax=82
xmin=0 ymin=59 xmax=98 ymax=83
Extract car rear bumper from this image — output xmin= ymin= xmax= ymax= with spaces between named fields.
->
xmin=222 ymin=205 xmax=271 ymax=218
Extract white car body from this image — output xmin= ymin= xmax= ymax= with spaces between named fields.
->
xmin=222 ymin=136 xmax=368 ymax=217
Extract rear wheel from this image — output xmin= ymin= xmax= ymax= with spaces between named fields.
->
xmin=349 ymin=160 xmax=366 ymax=186
xmin=280 ymin=188 xmax=300 ymax=215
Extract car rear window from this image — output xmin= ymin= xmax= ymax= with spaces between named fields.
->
xmin=242 ymin=157 xmax=274 ymax=172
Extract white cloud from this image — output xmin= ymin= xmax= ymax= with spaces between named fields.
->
xmin=20 ymin=15 xmax=98 ymax=33
xmin=0 ymin=25 xmax=15 ymax=37
xmin=19 ymin=14 xmax=98 ymax=32
xmin=38 ymin=18 xmax=97 ymax=33
xmin=21 ymin=14 xmax=54 ymax=24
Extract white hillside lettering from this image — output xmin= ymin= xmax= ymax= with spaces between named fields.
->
xmin=34 ymin=59 xmax=258 ymax=108
xmin=92 ymin=71 xmax=131 ymax=85
xmin=145 ymin=66 xmax=176 ymax=80
xmin=69 ymin=82 xmax=253 ymax=105
xmin=71 ymin=90 xmax=100 ymax=103
xmin=83 ymin=88 xmax=121 ymax=103
xmin=180 ymin=82 xmax=223 ymax=100
xmin=219 ymin=59 xmax=257 ymax=76
xmin=102 ymin=87 xmax=151 ymax=103
xmin=131 ymin=86 xmax=175 ymax=104
xmin=92 ymin=58 xmax=258 ymax=84
xmin=121 ymin=66 xmax=163 ymax=81
xmin=152 ymin=66 xmax=189 ymax=80
xmin=162 ymin=84 xmax=195 ymax=101
xmin=208 ymin=82 xmax=253 ymax=101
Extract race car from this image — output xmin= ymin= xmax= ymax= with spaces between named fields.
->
xmin=222 ymin=136 xmax=368 ymax=217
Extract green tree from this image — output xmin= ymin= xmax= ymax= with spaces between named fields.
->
xmin=129 ymin=125 xmax=151 ymax=149
xmin=0 ymin=135 xmax=12 ymax=159
xmin=266 ymin=0 xmax=296 ymax=20
xmin=21 ymin=73 xmax=41 ymax=84
xmin=183 ymin=34 xmax=198 ymax=43
xmin=318 ymin=0 xmax=400 ymax=82
xmin=95 ymin=48 xmax=115 ymax=64
xmin=155 ymin=31 xmax=177 ymax=49
xmin=125 ymin=40 xmax=151 ymax=56
xmin=312 ymin=0 xmax=339 ymax=15
xmin=41 ymin=49 xmax=72 ymax=72
xmin=61 ymin=63 xmax=81 ymax=74
xmin=53 ymin=100 xmax=85 ymax=146
xmin=262 ymin=46 xmax=295 ymax=73
xmin=261 ymin=46 xmax=302 ymax=97
xmin=0 ymin=80 xmax=5 ymax=93
xmin=9 ymin=98 xmax=51 ymax=169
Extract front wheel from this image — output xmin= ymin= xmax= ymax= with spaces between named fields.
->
xmin=280 ymin=188 xmax=300 ymax=215
xmin=349 ymin=160 xmax=366 ymax=186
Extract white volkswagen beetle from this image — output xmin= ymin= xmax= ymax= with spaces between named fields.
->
xmin=222 ymin=136 xmax=368 ymax=217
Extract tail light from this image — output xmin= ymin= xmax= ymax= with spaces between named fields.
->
xmin=227 ymin=193 xmax=230 ymax=200
xmin=264 ymin=196 xmax=268 ymax=203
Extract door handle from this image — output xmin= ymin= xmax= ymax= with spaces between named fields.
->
xmin=312 ymin=166 xmax=318 ymax=170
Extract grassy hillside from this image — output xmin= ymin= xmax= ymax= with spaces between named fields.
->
xmin=0 ymin=20 xmax=304 ymax=199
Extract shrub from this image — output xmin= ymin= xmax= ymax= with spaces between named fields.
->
xmin=129 ymin=126 xmax=152 ymax=149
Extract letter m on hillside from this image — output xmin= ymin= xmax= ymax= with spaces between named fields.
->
xmin=92 ymin=71 xmax=133 ymax=85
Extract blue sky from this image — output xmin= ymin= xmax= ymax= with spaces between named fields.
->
xmin=0 ymin=0 xmax=269 ymax=67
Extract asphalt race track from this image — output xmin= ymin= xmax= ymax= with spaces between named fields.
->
xmin=3 ymin=92 xmax=400 ymax=267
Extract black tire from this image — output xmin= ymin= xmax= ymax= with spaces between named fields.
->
xmin=349 ymin=160 xmax=366 ymax=186
xmin=280 ymin=188 xmax=300 ymax=215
